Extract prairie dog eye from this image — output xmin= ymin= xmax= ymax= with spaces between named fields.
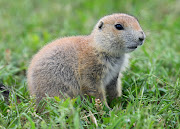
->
xmin=115 ymin=24 xmax=124 ymax=30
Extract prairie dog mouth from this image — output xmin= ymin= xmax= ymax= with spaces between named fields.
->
xmin=127 ymin=46 xmax=138 ymax=49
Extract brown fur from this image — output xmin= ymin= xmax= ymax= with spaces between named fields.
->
xmin=27 ymin=13 xmax=145 ymax=108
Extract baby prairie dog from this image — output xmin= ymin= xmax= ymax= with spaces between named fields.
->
xmin=27 ymin=13 xmax=145 ymax=106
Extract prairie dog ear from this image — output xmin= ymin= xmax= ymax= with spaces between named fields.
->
xmin=98 ymin=21 xmax=104 ymax=30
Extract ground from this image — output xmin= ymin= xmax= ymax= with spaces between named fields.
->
xmin=0 ymin=0 xmax=180 ymax=128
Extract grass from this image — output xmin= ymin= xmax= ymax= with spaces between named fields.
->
xmin=0 ymin=0 xmax=180 ymax=128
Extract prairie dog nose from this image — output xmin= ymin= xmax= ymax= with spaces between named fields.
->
xmin=139 ymin=36 xmax=144 ymax=41
xmin=138 ymin=31 xmax=145 ymax=42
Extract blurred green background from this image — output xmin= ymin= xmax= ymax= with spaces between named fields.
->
xmin=0 ymin=0 xmax=180 ymax=84
xmin=0 ymin=0 xmax=180 ymax=86
xmin=0 ymin=0 xmax=180 ymax=128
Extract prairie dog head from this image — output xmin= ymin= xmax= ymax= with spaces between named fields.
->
xmin=91 ymin=13 xmax=146 ymax=56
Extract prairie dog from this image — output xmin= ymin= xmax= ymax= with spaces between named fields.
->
xmin=27 ymin=13 xmax=145 ymax=106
